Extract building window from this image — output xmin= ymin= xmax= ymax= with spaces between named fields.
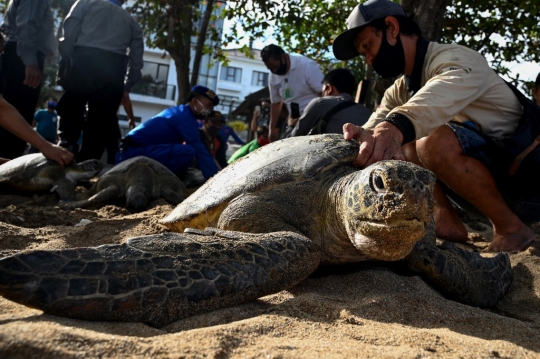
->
xmin=131 ymin=61 xmax=174 ymax=99
xmin=140 ymin=61 xmax=169 ymax=84
xmin=251 ymin=71 xmax=268 ymax=87
xmin=220 ymin=66 xmax=242 ymax=83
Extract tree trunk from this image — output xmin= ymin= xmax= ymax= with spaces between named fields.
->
xmin=167 ymin=3 xmax=195 ymax=104
xmin=400 ymin=0 xmax=449 ymax=42
xmin=190 ymin=0 xmax=215 ymax=88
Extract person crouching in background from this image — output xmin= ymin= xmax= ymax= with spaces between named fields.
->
xmin=199 ymin=111 xmax=228 ymax=170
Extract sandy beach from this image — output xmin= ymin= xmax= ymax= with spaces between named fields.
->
xmin=0 ymin=191 xmax=539 ymax=358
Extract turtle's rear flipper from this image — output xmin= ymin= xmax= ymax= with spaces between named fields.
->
xmin=59 ymin=185 xmax=120 ymax=209
xmin=0 ymin=230 xmax=320 ymax=327
xmin=405 ymin=239 xmax=513 ymax=308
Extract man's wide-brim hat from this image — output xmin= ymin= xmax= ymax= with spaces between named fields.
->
xmin=332 ymin=0 xmax=405 ymax=61
xmin=190 ymin=85 xmax=220 ymax=106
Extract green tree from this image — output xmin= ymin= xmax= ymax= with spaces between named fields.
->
xmin=128 ymin=0 xmax=224 ymax=103
xmin=224 ymin=0 xmax=540 ymax=94
xmin=442 ymin=0 xmax=540 ymax=91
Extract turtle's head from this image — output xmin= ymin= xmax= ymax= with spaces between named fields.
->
xmin=341 ymin=160 xmax=435 ymax=261
xmin=65 ymin=159 xmax=104 ymax=183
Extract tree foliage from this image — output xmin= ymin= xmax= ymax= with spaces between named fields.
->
xmin=442 ymin=0 xmax=540 ymax=90
xmin=128 ymin=0 xmax=225 ymax=103
xmin=224 ymin=0 xmax=540 ymax=94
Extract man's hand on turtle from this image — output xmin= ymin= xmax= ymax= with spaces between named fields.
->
xmin=40 ymin=144 xmax=74 ymax=167
xmin=343 ymin=122 xmax=405 ymax=168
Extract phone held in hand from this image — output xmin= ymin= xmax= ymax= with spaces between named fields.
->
xmin=290 ymin=102 xmax=300 ymax=119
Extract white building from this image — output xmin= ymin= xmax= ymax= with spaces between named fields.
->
xmin=121 ymin=46 xmax=270 ymax=135
xmin=118 ymin=1 xmax=224 ymax=136
xmin=213 ymin=48 xmax=270 ymax=118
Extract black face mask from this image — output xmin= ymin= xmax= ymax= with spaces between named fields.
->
xmin=372 ymin=30 xmax=406 ymax=79
xmin=207 ymin=126 xmax=221 ymax=137
xmin=275 ymin=58 xmax=288 ymax=76
xmin=261 ymin=106 xmax=270 ymax=115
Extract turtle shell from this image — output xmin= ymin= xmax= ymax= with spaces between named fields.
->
xmin=161 ymin=134 xmax=359 ymax=231
xmin=0 ymin=153 xmax=63 ymax=191
xmin=102 ymin=156 xmax=179 ymax=179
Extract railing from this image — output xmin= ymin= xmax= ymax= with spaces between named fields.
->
xmin=131 ymin=82 xmax=176 ymax=101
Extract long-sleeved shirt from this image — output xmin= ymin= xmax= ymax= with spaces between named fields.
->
xmin=126 ymin=104 xmax=220 ymax=180
xmin=219 ymin=126 xmax=245 ymax=145
xmin=59 ymin=0 xmax=144 ymax=91
xmin=364 ymin=41 xmax=523 ymax=140
xmin=1 ymin=0 xmax=56 ymax=66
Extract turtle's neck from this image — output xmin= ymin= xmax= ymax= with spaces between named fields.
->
xmin=320 ymin=169 xmax=367 ymax=264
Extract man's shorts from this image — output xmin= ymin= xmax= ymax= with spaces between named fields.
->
xmin=446 ymin=121 xmax=540 ymax=224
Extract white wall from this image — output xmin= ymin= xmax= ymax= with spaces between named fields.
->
xmin=214 ymin=49 xmax=269 ymax=116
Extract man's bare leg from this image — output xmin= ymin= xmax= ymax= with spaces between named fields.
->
xmin=415 ymin=126 xmax=536 ymax=252
xmin=402 ymin=143 xmax=468 ymax=242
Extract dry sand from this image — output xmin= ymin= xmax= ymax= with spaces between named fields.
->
xmin=0 ymin=192 xmax=539 ymax=358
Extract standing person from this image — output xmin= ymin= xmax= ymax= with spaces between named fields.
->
xmin=29 ymin=100 xmax=58 ymax=153
xmin=56 ymin=0 xmax=144 ymax=162
xmin=0 ymin=95 xmax=73 ymax=166
xmin=532 ymin=72 xmax=540 ymax=106
xmin=332 ymin=0 xmax=539 ymax=252
xmin=291 ymin=68 xmax=371 ymax=136
xmin=103 ymin=91 xmax=136 ymax=165
xmin=117 ymin=86 xmax=221 ymax=180
xmin=250 ymin=98 xmax=271 ymax=136
xmin=261 ymin=44 xmax=324 ymax=142
xmin=0 ymin=0 xmax=56 ymax=160
xmin=200 ymin=111 xmax=228 ymax=169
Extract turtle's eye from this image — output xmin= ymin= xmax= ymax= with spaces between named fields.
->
xmin=371 ymin=171 xmax=386 ymax=193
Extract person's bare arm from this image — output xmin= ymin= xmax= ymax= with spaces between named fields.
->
xmin=343 ymin=121 xmax=404 ymax=168
xmin=250 ymin=108 xmax=260 ymax=132
xmin=122 ymin=91 xmax=136 ymax=129
xmin=0 ymin=96 xmax=73 ymax=166
xmin=269 ymin=102 xmax=282 ymax=142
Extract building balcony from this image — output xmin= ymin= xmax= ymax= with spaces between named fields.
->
xmin=131 ymin=82 xmax=177 ymax=101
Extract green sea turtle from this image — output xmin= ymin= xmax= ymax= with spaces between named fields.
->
xmin=0 ymin=135 xmax=512 ymax=327
xmin=60 ymin=156 xmax=191 ymax=212
xmin=0 ymin=153 xmax=103 ymax=201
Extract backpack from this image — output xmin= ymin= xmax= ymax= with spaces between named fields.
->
xmin=307 ymin=100 xmax=356 ymax=135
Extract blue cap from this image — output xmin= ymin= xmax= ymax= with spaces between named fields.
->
xmin=189 ymin=85 xmax=220 ymax=106
xmin=333 ymin=0 xmax=405 ymax=61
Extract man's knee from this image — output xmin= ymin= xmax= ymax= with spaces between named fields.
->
xmin=416 ymin=125 xmax=463 ymax=165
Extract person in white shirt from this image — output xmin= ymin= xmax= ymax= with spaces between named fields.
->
xmin=261 ymin=44 xmax=324 ymax=142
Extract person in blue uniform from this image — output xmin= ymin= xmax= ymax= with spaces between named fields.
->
xmin=116 ymin=86 xmax=221 ymax=180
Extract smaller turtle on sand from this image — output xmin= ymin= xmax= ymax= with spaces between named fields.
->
xmin=60 ymin=156 xmax=191 ymax=212
xmin=0 ymin=153 xmax=102 ymax=201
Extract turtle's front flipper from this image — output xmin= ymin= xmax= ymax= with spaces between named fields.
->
xmin=0 ymin=230 xmax=320 ymax=327
xmin=405 ymin=238 xmax=513 ymax=308
xmin=52 ymin=178 xmax=77 ymax=201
